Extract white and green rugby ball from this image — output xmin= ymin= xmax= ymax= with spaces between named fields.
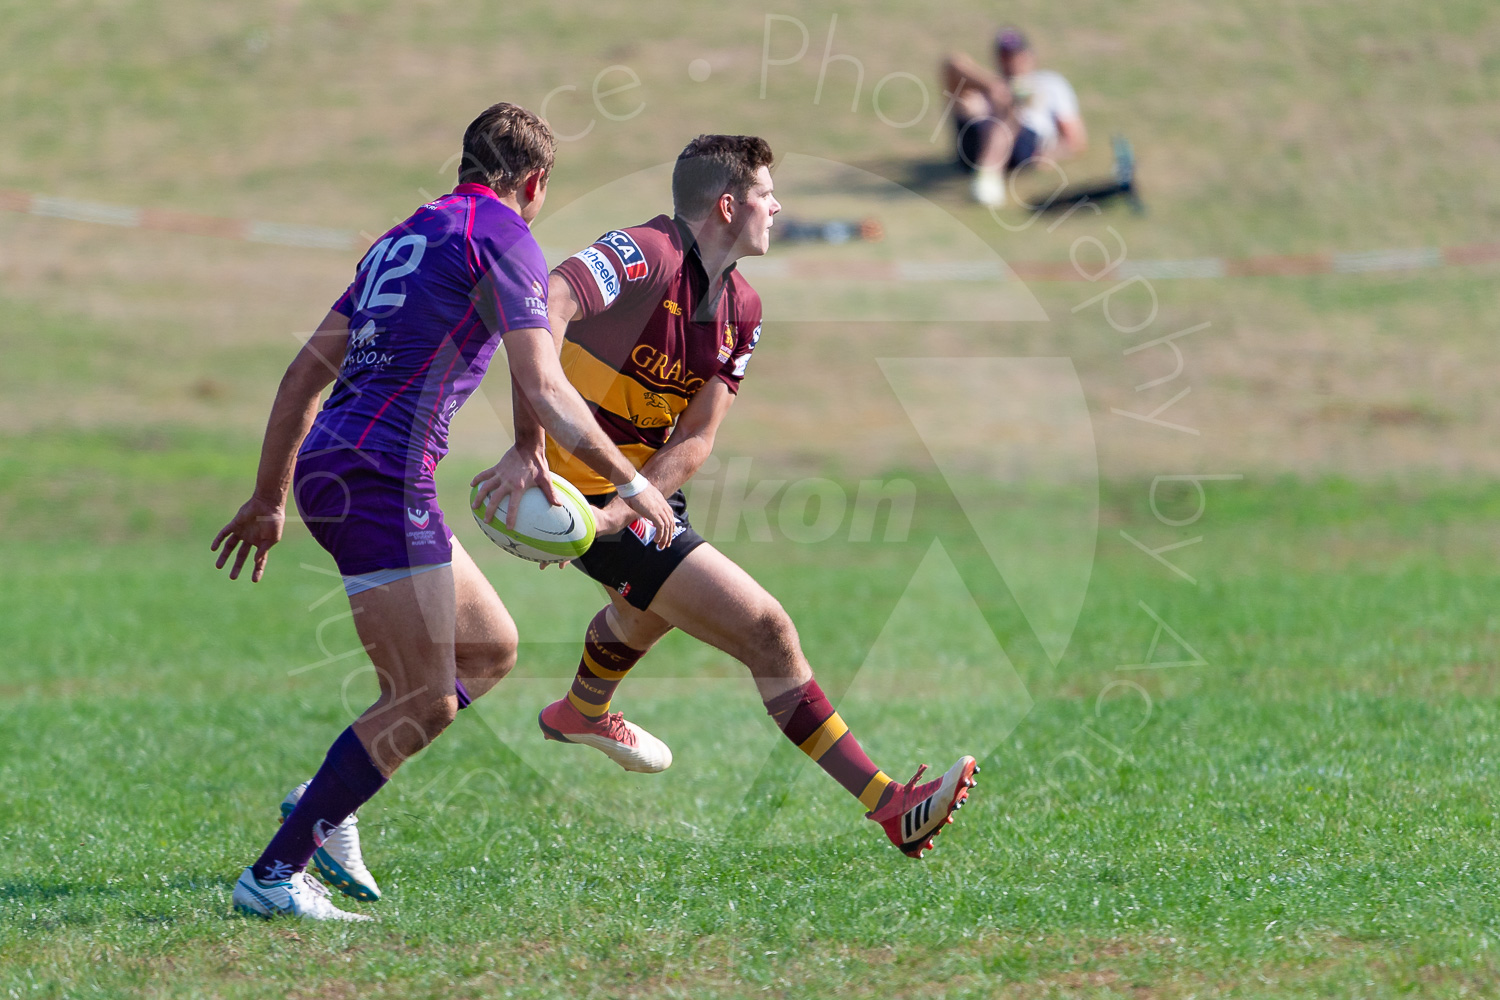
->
xmin=470 ymin=474 xmax=596 ymax=563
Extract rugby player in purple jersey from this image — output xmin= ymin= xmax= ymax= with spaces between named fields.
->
xmin=211 ymin=103 xmax=673 ymax=921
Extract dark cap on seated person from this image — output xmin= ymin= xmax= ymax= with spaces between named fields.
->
xmin=995 ymin=28 xmax=1029 ymax=53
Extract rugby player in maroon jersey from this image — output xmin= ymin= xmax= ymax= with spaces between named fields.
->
xmin=477 ymin=135 xmax=979 ymax=858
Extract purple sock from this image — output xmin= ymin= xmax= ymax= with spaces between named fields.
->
xmin=251 ymin=727 xmax=387 ymax=883
xmin=455 ymin=678 xmax=472 ymax=710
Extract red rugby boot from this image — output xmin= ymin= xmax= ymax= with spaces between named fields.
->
xmin=537 ymin=697 xmax=673 ymax=773
xmin=866 ymin=756 xmax=978 ymax=858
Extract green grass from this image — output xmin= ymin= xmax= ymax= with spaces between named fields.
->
xmin=3 ymin=429 xmax=1500 ymax=998
xmin=4 ymin=0 xmax=1500 ymax=994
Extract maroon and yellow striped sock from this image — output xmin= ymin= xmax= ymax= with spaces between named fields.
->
xmin=764 ymin=679 xmax=894 ymax=811
xmin=567 ymin=608 xmax=648 ymax=718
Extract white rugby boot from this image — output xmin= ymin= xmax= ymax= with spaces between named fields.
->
xmin=281 ymin=781 xmax=381 ymax=901
xmin=232 ymin=866 xmax=372 ymax=922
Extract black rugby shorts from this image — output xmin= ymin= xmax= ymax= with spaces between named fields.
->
xmin=573 ymin=489 xmax=706 ymax=611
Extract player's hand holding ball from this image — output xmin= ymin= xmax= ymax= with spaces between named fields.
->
xmin=471 ymin=446 xmax=558 ymax=525
xmin=471 ymin=449 xmax=597 ymax=565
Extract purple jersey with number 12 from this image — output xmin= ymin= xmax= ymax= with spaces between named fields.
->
xmin=300 ymin=183 xmax=550 ymax=468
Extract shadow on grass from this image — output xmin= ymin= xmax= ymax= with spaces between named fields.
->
xmin=0 ymin=873 xmax=229 ymax=928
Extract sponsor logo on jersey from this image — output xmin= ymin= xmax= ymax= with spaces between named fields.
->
xmin=634 ymin=391 xmax=674 ymax=429
xmin=525 ymin=279 xmax=547 ymax=316
xmin=630 ymin=344 xmax=706 ymax=392
xmin=731 ymin=322 xmax=761 ymax=378
xmin=407 ymin=507 xmax=431 ymax=530
xmin=340 ymin=319 xmax=396 ymax=373
xmin=573 ymin=246 xmax=620 ymax=306
xmin=600 ymin=230 xmax=649 ymax=280
xmin=349 ymin=319 xmax=379 ymax=350
xmin=662 ymin=299 xmax=682 ymax=316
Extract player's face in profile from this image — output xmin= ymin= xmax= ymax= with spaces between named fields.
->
xmin=735 ymin=166 xmax=780 ymax=256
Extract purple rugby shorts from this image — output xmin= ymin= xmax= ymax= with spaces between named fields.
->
xmin=292 ymin=449 xmax=453 ymax=576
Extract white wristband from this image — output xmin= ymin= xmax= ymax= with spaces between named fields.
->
xmin=615 ymin=471 xmax=650 ymax=499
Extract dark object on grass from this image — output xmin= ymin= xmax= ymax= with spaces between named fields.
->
xmin=773 ymin=218 xmax=884 ymax=244
xmin=1032 ymin=135 xmax=1144 ymax=215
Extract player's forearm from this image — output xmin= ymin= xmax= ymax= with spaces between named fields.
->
xmin=584 ymin=436 xmax=711 ymax=532
xmin=640 ymin=432 xmax=715 ymax=498
xmin=525 ymin=378 xmax=639 ymax=487
xmin=250 ymin=376 xmax=325 ymax=507
xmin=249 ymin=310 xmax=349 ymax=505
xmin=510 ymin=374 xmax=546 ymax=455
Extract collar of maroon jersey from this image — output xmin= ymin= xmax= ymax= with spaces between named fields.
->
xmin=672 ymin=215 xmax=738 ymax=281
xmin=672 ymin=215 xmax=738 ymax=321
xmin=452 ymin=183 xmax=502 ymax=201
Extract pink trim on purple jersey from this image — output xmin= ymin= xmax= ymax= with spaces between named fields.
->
xmin=300 ymin=186 xmax=551 ymax=466
xmin=353 ymin=303 xmax=479 ymax=452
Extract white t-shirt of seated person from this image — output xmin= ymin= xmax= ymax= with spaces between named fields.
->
xmin=1010 ymin=70 xmax=1079 ymax=149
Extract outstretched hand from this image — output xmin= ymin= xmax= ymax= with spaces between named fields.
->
xmin=211 ymin=496 xmax=285 ymax=583
xmin=471 ymin=446 xmax=557 ymax=529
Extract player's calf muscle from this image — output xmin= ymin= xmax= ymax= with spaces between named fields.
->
xmin=357 ymin=694 xmax=458 ymax=773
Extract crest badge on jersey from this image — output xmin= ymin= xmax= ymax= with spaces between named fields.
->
xmin=407 ymin=507 xmax=431 ymax=530
xmin=600 ymin=230 xmax=649 ymax=281
xmin=731 ymin=322 xmax=761 ymax=378
xmin=717 ymin=323 xmax=735 ymax=364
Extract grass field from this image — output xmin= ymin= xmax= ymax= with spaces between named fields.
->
xmin=4 ymin=1 xmax=1500 ymax=997
xmin=5 ymin=430 xmax=1500 ymax=997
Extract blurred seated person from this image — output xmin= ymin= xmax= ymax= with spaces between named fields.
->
xmin=942 ymin=28 xmax=1087 ymax=207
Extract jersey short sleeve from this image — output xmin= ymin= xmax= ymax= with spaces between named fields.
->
xmin=328 ymin=265 xmax=360 ymax=316
xmin=330 ymin=284 xmax=356 ymax=317
xmin=717 ymin=286 xmax=763 ymax=394
xmin=471 ymin=225 xmax=551 ymax=335
xmin=1037 ymin=71 xmax=1079 ymax=122
xmin=554 ymin=227 xmax=663 ymax=321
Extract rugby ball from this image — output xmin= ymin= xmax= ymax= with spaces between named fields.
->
xmin=469 ymin=474 xmax=596 ymax=563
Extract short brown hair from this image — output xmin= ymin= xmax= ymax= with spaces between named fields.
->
xmin=671 ymin=135 xmax=775 ymax=219
xmin=458 ymin=103 xmax=556 ymax=196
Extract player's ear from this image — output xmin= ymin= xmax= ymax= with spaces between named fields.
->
xmin=717 ymin=191 xmax=735 ymax=224
xmin=526 ymin=169 xmax=548 ymax=201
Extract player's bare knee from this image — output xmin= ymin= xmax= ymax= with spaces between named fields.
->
xmin=490 ymin=641 xmax=517 ymax=680
xmin=432 ymin=693 xmax=460 ymax=732
xmin=457 ymin=640 xmax=515 ymax=682
xmin=745 ymin=602 xmax=800 ymax=671
xmin=606 ymin=605 xmax=668 ymax=651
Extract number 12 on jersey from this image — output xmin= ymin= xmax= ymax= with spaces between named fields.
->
xmin=354 ymin=234 xmax=428 ymax=313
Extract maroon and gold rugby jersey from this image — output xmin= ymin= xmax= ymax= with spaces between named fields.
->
xmin=549 ymin=215 xmax=762 ymax=494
